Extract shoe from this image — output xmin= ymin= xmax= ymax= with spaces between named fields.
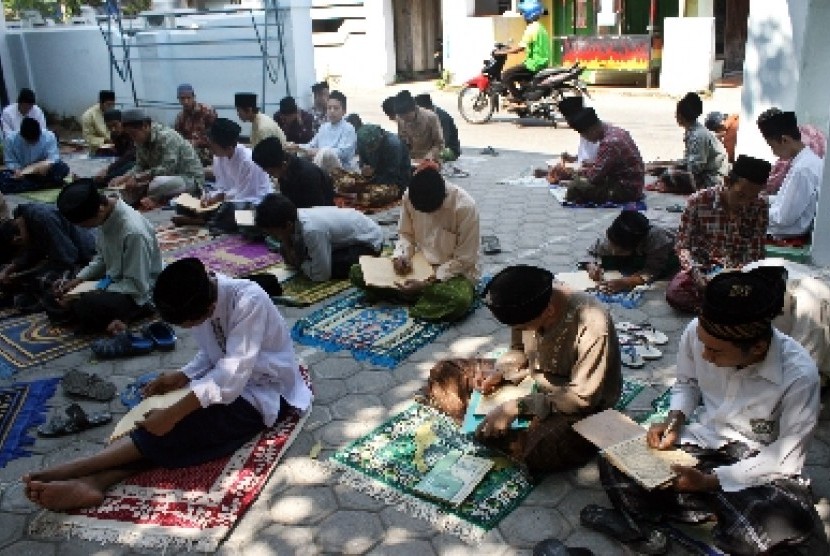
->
xmin=580 ymin=505 xmax=669 ymax=555
xmin=533 ymin=538 xmax=595 ymax=556
xmin=62 ymin=369 xmax=117 ymax=401
xmin=37 ymin=403 xmax=113 ymax=438
xmin=143 ymin=321 xmax=177 ymax=351
xmin=91 ymin=332 xmax=154 ymax=359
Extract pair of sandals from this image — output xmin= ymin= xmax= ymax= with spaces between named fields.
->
xmin=616 ymin=323 xmax=668 ymax=369
xmin=91 ymin=321 xmax=177 ymax=360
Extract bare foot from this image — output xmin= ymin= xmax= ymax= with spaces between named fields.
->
xmin=26 ymin=478 xmax=104 ymax=510
xmin=139 ymin=197 xmax=161 ymax=211
xmin=106 ymin=319 xmax=127 ymax=335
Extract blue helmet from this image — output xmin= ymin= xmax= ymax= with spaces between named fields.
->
xmin=518 ymin=0 xmax=544 ymax=22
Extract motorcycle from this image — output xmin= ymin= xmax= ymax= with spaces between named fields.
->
xmin=457 ymin=42 xmax=591 ymax=125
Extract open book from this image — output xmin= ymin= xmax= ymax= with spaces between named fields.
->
xmin=555 ymin=270 xmax=624 ymax=291
xmin=109 ymin=388 xmax=190 ymax=442
xmin=359 ymin=251 xmax=434 ymax=289
xmin=235 ymin=209 xmax=255 ymax=227
xmin=174 ymin=193 xmax=221 ymax=214
xmin=461 ymin=376 xmax=535 ymax=434
xmin=19 ymin=160 xmax=53 ymax=176
xmin=64 ymin=280 xmax=99 ymax=299
xmin=572 ymin=409 xmax=698 ymax=489
xmin=412 ymin=450 xmax=493 ymax=506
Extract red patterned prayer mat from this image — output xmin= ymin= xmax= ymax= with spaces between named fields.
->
xmin=29 ymin=371 xmax=312 ymax=552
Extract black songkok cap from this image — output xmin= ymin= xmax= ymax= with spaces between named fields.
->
xmin=122 ymin=107 xmax=149 ymax=124
xmin=569 ymin=107 xmax=600 ymax=133
xmin=677 ymin=92 xmax=703 ymax=121
xmin=208 ymin=118 xmax=241 ymax=147
xmin=99 ymin=90 xmax=115 ymax=103
xmin=558 ymin=95 xmax=584 ymax=119
xmin=414 ymin=93 xmax=434 ymax=109
xmin=483 ymin=265 xmax=554 ymax=326
xmin=57 ymin=181 xmax=102 ymax=224
xmin=757 ymin=111 xmax=798 ymax=138
xmin=279 ymin=96 xmax=298 ymax=114
xmin=730 ymin=155 xmax=772 ymax=186
xmin=394 ymin=90 xmax=417 ymax=115
xmin=17 ymin=88 xmax=35 ymax=104
xmin=234 ymin=92 xmax=257 ymax=109
xmin=153 ymin=258 xmax=212 ymax=325
xmin=607 ymin=210 xmax=650 ymax=251
xmin=311 ymin=81 xmax=329 ymax=94
xmin=103 ymin=109 xmax=122 ymax=123
xmin=699 ymin=266 xmax=787 ymax=342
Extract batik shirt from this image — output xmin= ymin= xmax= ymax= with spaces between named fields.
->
xmin=675 ymin=186 xmax=768 ymax=271
xmin=583 ymin=123 xmax=645 ymax=199
xmin=128 ymin=123 xmax=205 ymax=187
xmin=174 ymin=102 xmax=217 ymax=149
xmin=672 ymin=321 xmax=819 ymax=491
xmin=767 ymin=124 xmax=827 ymax=193
xmin=683 ymin=121 xmax=728 ymax=189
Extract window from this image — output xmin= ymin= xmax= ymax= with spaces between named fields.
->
xmin=576 ymin=0 xmax=589 ymax=28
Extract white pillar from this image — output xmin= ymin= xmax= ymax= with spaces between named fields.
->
xmin=279 ymin=0 xmax=316 ymax=108
xmin=361 ymin=0 xmax=395 ymax=86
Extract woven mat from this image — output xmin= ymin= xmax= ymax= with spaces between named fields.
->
xmin=279 ymin=274 xmax=352 ymax=306
xmin=0 ymin=378 xmax=60 ymax=467
xmin=18 ymin=188 xmax=62 ymax=204
xmin=30 ymin=368 xmax=312 ymax=552
xmin=0 ymin=313 xmax=91 ymax=371
xmin=291 ymin=291 xmax=465 ymax=368
xmin=162 ymin=235 xmax=282 ymax=277
xmin=329 ymin=402 xmax=534 ymax=543
xmin=548 ymin=186 xmax=647 ymax=210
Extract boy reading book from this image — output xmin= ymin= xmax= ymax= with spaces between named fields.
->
xmin=23 ymin=257 xmax=312 ymax=511
xmin=579 ymin=267 xmax=826 ymax=555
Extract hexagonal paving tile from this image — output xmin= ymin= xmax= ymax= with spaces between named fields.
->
xmin=269 ymin=486 xmax=337 ymax=525
xmin=316 ymin=510 xmax=384 ymax=554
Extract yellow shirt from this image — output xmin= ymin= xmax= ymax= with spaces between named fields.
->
xmin=251 ymin=113 xmax=287 ymax=147
xmin=81 ymin=104 xmax=109 ymax=150
xmin=393 ymin=182 xmax=480 ymax=281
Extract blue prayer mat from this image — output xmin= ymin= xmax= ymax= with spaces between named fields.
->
xmin=0 ymin=378 xmax=60 ymax=467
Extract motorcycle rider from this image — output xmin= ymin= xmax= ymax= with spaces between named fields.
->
xmin=500 ymin=0 xmax=551 ymax=108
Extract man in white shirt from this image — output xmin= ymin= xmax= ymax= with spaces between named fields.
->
xmin=172 ymin=118 xmax=273 ymax=228
xmin=23 ymin=257 xmax=312 ymax=511
xmin=301 ymin=90 xmax=357 ymax=172
xmin=759 ymin=111 xmax=824 ymax=239
xmin=1 ymin=88 xmax=46 ymax=138
xmin=350 ymin=166 xmax=480 ymax=321
xmin=581 ymin=266 xmax=826 ymax=555
xmin=255 ymin=193 xmax=382 ymax=282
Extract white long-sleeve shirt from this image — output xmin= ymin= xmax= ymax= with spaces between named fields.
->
xmin=212 ymin=144 xmax=274 ymax=203
xmin=1 ymin=103 xmax=47 ymax=137
xmin=577 ymin=136 xmax=599 ymax=164
xmin=768 ymin=147 xmax=824 ymax=238
xmin=304 ymin=119 xmax=357 ymax=169
xmin=181 ymin=275 xmax=313 ymax=426
xmin=293 ymin=206 xmax=384 ymax=282
xmin=393 ymin=181 xmax=480 ymax=282
xmin=671 ymin=320 xmax=820 ymax=492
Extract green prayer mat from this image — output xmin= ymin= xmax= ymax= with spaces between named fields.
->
xmin=765 ymin=244 xmax=810 ymax=264
xmin=615 ymin=378 xmax=647 ymax=411
xmin=278 ymin=274 xmax=353 ymax=306
xmin=329 ymin=402 xmax=535 ymax=543
xmin=18 ymin=188 xmax=62 ymax=204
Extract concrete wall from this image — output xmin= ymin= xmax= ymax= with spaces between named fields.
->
xmin=659 ymin=17 xmax=715 ymax=95
xmin=0 ymin=0 xmax=316 ymax=133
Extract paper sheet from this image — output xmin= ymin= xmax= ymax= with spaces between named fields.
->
xmin=555 ymin=270 xmax=623 ymax=291
xmin=235 ymin=210 xmax=255 ymax=227
xmin=109 ymin=388 xmax=190 ymax=442
xmin=359 ymin=252 xmax=434 ymax=289
xmin=474 ymin=376 xmax=535 ymax=416
xmin=174 ymin=193 xmax=221 ymax=214
xmin=65 ymin=280 xmax=99 ymax=299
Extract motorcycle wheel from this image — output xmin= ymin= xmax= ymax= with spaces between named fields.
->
xmin=458 ymin=85 xmax=495 ymax=124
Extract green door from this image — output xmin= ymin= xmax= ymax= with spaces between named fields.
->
xmin=551 ymin=0 xmax=596 ymax=66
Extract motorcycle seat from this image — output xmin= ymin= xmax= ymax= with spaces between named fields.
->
xmin=534 ymin=67 xmax=571 ymax=80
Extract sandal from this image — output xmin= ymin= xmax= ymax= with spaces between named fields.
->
xmin=635 ymin=343 xmax=663 ymax=360
xmin=120 ymin=371 xmax=160 ymax=409
xmin=143 ymin=321 xmax=177 ymax=351
xmin=62 ymin=369 xmax=117 ymax=401
xmin=37 ymin=403 xmax=113 ymax=438
xmin=634 ymin=328 xmax=669 ymax=345
xmin=621 ymin=345 xmax=645 ymax=368
xmin=91 ymin=332 xmax=154 ymax=359
xmin=580 ymin=504 xmax=669 ymax=555
xmin=481 ymin=235 xmax=502 ymax=255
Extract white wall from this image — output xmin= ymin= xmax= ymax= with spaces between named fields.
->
xmin=659 ymin=17 xmax=715 ymax=95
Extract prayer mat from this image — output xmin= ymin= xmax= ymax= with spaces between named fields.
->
xmin=333 ymin=194 xmax=401 ymax=215
xmin=592 ymin=287 xmax=646 ymax=308
xmin=0 ymin=377 xmax=60 ymax=467
xmin=30 ymin=368 xmax=312 ymax=552
xmin=278 ymin=274 xmax=352 ymax=306
xmin=18 ymin=188 xmax=62 ymax=204
xmin=0 ymin=313 xmax=91 ymax=370
xmin=155 ymin=225 xmax=212 ymax=253
xmin=162 ymin=235 xmax=282 ymax=277
xmin=329 ymin=402 xmax=534 ymax=543
xmin=291 ymin=290 xmax=470 ymax=368
xmin=765 ymin=244 xmax=811 ymax=264
xmin=614 ymin=378 xmax=646 ymax=411
xmin=548 ymin=185 xmax=647 ymax=210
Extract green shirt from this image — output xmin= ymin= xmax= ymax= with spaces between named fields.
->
xmin=76 ymin=198 xmax=163 ymax=306
xmin=129 ymin=123 xmax=205 ymax=187
xmin=520 ymin=21 xmax=551 ymax=73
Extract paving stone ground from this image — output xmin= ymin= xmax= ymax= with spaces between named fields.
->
xmin=1 ymin=85 xmax=828 ymax=555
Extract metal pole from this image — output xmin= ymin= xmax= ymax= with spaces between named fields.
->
xmin=108 ymin=16 xmax=113 ymax=91
xmin=646 ymin=0 xmax=655 ymax=88
xmin=262 ymin=2 xmax=268 ymax=114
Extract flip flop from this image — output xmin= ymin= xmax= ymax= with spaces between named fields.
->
xmin=634 ymin=343 xmax=663 ymax=360
xmin=480 ymin=146 xmax=499 ymax=156
xmin=61 ymin=369 xmax=117 ymax=402
xmin=143 ymin=321 xmax=177 ymax=351
xmin=666 ymin=204 xmax=684 ymax=213
xmin=481 ymin=235 xmax=502 ymax=255
xmin=120 ymin=371 xmax=160 ymax=409
xmin=91 ymin=332 xmax=154 ymax=359
xmin=37 ymin=403 xmax=113 ymax=438
xmin=635 ymin=328 xmax=669 ymax=345
xmin=615 ymin=321 xmax=643 ymax=333
xmin=621 ymin=345 xmax=645 ymax=368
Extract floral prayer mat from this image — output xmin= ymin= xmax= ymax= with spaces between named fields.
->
xmin=329 ymin=402 xmax=534 ymax=543
xmin=291 ymin=291 xmax=463 ymax=368
xmin=30 ymin=368 xmax=312 ymax=552
xmin=548 ymin=185 xmax=648 ymax=210
xmin=0 ymin=378 xmax=59 ymax=467
xmin=162 ymin=235 xmax=282 ymax=277
xmin=155 ymin=225 xmax=212 ymax=253
xmin=0 ymin=313 xmax=90 ymax=371
xmin=279 ymin=274 xmax=353 ymax=307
